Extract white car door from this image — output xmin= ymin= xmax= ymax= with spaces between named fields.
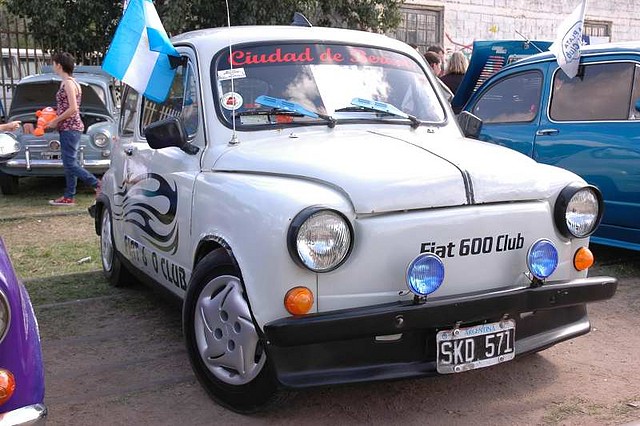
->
xmin=118 ymin=49 xmax=204 ymax=296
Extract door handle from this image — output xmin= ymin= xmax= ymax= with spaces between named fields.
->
xmin=536 ymin=129 xmax=559 ymax=136
xmin=124 ymin=146 xmax=136 ymax=156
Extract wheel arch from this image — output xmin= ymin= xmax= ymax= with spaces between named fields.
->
xmin=193 ymin=235 xmax=238 ymax=275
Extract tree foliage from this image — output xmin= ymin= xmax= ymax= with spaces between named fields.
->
xmin=6 ymin=0 xmax=403 ymax=57
xmin=5 ymin=0 xmax=122 ymax=56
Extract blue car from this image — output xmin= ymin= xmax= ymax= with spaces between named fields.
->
xmin=461 ymin=41 xmax=640 ymax=252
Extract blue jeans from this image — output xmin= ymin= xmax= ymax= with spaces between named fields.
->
xmin=60 ymin=130 xmax=99 ymax=198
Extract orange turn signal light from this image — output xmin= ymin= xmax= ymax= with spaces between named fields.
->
xmin=284 ymin=287 xmax=314 ymax=316
xmin=574 ymin=247 xmax=594 ymax=271
xmin=0 ymin=369 xmax=16 ymax=406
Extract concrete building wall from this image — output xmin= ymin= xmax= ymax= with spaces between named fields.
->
xmin=402 ymin=0 xmax=640 ymax=52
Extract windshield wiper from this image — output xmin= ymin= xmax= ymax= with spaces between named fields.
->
xmin=340 ymin=97 xmax=421 ymax=128
xmin=255 ymin=95 xmax=336 ymax=128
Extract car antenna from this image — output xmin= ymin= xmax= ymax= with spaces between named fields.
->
xmin=225 ymin=0 xmax=239 ymax=145
xmin=291 ymin=12 xmax=313 ymax=27
xmin=515 ymin=29 xmax=546 ymax=53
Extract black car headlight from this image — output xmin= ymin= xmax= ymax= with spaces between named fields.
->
xmin=0 ymin=290 xmax=9 ymax=344
xmin=288 ymin=207 xmax=353 ymax=272
xmin=554 ymin=184 xmax=603 ymax=238
xmin=93 ymin=132 xmax=109 ymax=148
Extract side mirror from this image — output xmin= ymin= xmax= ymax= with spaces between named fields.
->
xmin=457 ymin=111 xmax=483 ymax=139
xmin=0 ymin=133 xmax=20 ymax=162
xmin=144 ymin=117 xmax=199 ymax=155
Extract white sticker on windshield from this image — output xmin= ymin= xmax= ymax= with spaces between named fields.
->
xmin=221 ymin=92 xmax=243 ymax=110
xmin=218 ymin=68 xmax=247 ymax=81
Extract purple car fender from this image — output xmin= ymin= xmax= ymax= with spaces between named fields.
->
xmin=0 ymin=237 xmax=45 ymax=415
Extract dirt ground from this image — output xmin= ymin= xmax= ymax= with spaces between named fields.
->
xmin=39 ymin=245 xmax=640 ymax=426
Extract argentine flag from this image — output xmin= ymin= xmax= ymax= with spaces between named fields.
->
xmin=102 ymin=0 xmax=179 ymax=103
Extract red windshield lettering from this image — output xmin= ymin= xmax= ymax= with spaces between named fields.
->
xmin=230 ymin=47 xmax=313 ymax=66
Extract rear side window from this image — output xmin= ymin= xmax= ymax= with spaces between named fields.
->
xmin=550 ymin=62 xmax=634 ymax=121
xmin=471 ymin=71 xmax=542 ymax=123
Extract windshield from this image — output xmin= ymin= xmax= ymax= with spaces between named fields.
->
xmin=212 ymin=43 xmax=445 ymax=128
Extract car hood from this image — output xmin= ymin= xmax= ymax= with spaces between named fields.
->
xmin=8 ymin=80 xmax=110 ymax=117
xmin=452 ymin=39 xmax=552 ymax=112
xmin=213 ymin=128 xmax=578 ymax=214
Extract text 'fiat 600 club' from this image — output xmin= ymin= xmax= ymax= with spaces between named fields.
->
xmin=91 ymin=25 xmax=618 ymax=412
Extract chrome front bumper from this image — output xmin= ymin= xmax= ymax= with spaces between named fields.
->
xmin=0 ymin=404 xmax=47 ymax=425
xmin=2 ymin=145 xmax=110 ymax=172
xmin=3 ymin=158 xmax=110 ymax=170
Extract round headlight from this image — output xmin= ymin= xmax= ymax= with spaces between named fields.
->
xmin=288 ymin=208 xmax=352 ymax=272
xmin=554 ymin=185 xmax=603 ymax=238
xmin=527 ymin=239 xmax=558 ymax=280
xmin=406 ymin=253 xmax=445 ymax=296
xmin=93 ymin=133 xmax=109 ymax=148
xmin=0 ymin=290 xmax=10 ymax=344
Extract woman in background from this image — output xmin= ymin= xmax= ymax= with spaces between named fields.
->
xmin=45 ymin=52 xmax=100 ymax=206
xmin=441 ymin=51 xmax=468 ymax=95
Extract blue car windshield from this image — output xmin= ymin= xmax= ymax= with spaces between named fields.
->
xmin=212 ymin=43 xmax=445 ymax=128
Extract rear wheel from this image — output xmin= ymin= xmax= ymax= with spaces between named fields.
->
xmin=100 ymin=206 xmax=135 ymax=287
xmin=183 ymin=249 xmax=285 ymax=413
xmin=0 ymin=172 xmax=19 ymax=195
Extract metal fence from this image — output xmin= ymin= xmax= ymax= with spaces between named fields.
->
xmin=0 ymin=8 xmax=102 ymax=121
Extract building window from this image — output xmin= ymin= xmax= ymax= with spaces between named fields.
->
xmin=391 ymin=7 xmax=443 ymax=53
xmin=584 ymin=20 xmax=611 ymax=43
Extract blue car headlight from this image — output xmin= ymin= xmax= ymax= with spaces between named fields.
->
xmin=406 ymin=253 xmax=445 ymax=296
xmin=527 ymin=239 xmax=558 ymax=280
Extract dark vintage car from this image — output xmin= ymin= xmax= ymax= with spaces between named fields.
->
xmin=0 ymin=65 xmax=119 ymax=195
xmin=461 ymin=41 xmax=640 ymax=252
xmin=0 ymin=133 xmax=47 ymax=424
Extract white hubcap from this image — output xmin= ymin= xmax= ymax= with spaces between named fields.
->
xmin=101 ymin=210 xmax=114 ymax=272
xmin=194 ymin=276 xmax=266 ymax=385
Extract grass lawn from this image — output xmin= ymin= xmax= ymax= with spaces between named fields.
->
xmin=0 ymin=175 xmax=112 ymax=303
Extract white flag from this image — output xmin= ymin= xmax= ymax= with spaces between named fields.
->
xmin=549 ymin=0 xmax=587 ymax=78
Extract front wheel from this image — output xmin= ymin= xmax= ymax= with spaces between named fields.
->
xmin=183 ymin=249 xmax=285 ymax=413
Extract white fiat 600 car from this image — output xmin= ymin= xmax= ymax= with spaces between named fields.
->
xmin=92 ymin=24 xmax=617 ymax=412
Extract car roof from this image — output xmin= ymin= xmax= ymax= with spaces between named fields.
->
xmin=19 ymin=65 xmax=113 ymax=84
xmin=510 ymin=41 xmax=640 ymax=67
xmin=171 ymin=25 xmax=415 ymax=55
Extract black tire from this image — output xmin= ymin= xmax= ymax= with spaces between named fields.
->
xmin=183 ymin=249 xmax=286 ymax=413
xmin=100 ymin=206 xmax=135 ymax=287
xmin=0 ymin=172 xmax=19 ymax=195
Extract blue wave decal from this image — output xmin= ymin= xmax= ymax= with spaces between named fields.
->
xmin=114 ymin=173 xmax=179 ymax=254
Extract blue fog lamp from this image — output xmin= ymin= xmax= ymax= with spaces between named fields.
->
xmin=406 ymin=253 xmax=445 ymax=296
xmin=527 ymin=239 xmax=559 ymax=280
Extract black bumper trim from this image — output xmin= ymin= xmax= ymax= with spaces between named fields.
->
xmin=263 ymin=276 xmax=617 ymax=347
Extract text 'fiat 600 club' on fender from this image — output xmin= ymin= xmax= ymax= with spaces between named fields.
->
xmin=91 ymin=25 xmax=618 ymax=413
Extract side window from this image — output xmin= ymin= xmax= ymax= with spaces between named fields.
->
xmin=119 ymin=86 xmax=139 ymax=136
xmin=140 ymin=59 xmax=199 ymax=137
xmin=630 ymin=64 xmax=640 ymax=120
xmin=471 ymin=71 xmax=542 ymax=123
xmin=183 ymin=63 xmax=199 ymax=137
xmin=550 ymin=62 xmax=634 ymax=121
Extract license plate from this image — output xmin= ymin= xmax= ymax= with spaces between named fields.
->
xmin=41 ymin=151 xmax=61 ymax=160
xmin=436 ymin=319 xmax=515 ymax=374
